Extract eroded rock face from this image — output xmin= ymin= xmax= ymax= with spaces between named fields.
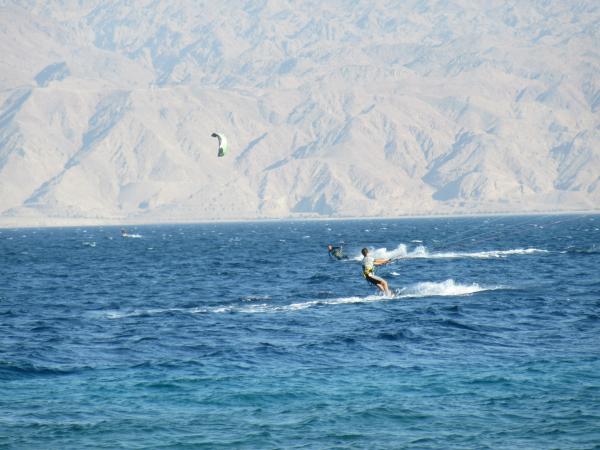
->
xmin=0 ymin=1 xmax=598 ymax=226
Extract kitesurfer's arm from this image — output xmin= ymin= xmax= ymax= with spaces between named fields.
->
xmin=374 ymin=258 xmax=391 ymax=265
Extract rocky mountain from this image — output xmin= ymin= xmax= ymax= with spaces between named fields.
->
xmin=0 ymin=0 xmax=598 ymax=226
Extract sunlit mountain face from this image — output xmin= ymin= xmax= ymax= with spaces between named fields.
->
xmin=1 ymin=0 xmax=598 ymax=226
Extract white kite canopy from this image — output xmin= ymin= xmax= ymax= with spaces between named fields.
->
xmin=211 ymin=132 xmax=228 ymax=157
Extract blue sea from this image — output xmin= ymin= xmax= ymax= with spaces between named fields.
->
xmin=1 ymin=215 xmax=599 ymax=449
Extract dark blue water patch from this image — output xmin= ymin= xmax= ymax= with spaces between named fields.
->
xmin=1 ymin=215 xmax=600 ymax=448
xmin=376 ymin=328 xmax=421 ymax=342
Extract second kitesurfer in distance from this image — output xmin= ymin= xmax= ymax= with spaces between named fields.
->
xmin=327 ymin=244 xmax=348 ymax=260
xmin=361 ymin=247 xmax=392 ymax=296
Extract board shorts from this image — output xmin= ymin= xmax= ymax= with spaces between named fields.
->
xmin=365 ymin=273 xmax=386 ymax=286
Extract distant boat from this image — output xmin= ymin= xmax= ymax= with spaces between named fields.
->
xmin=121 ymin=229 xmax=142 ymax=239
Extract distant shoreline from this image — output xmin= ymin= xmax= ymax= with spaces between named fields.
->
xmin=1 ymin=209 xmax=598 ymax=230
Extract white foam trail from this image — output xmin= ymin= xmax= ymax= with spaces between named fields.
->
xmin=103 ymin=307 xmax=186 ymax=319
xmin=235 ymin=280 xmax=498 ymax=313
xmin=99 ymin=280 xmax=499 ymax=319
xmin=430 ymin=248 xmax=548 ymax=259
xmin=352 ymin=244 xmax=547 ymax=260
xmin=294 ymin=294 xmax=389 ymax=309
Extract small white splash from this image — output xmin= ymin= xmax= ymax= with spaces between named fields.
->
xmin=122 ymin=233 xmax=142 ymax=238
xmin=210 ymin=306 xmax=233 ymax=314
xmin=396 ymin=279 xmax=496 ymax=298
xmin=242 ymin=295 xmax=271 ymax=302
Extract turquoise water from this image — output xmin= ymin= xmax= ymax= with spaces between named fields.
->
xmin=1 ymin=215 xmax=600 ymax=449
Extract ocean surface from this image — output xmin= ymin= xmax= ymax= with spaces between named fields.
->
xmin=1 ymin=215 xmax=599 ymax=449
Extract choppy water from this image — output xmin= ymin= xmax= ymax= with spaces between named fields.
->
xmin=1 ymin=215 xmax=599 ymax=449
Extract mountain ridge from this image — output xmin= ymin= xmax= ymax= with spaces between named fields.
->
xmin=0 ymin=0 xmax=598 ymax=226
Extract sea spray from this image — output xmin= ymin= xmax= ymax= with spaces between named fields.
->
xmin=353 ymin=244 xmax=548 ymax=260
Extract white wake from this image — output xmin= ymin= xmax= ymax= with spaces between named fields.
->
xmin=352 ymin=244 xmax=547 ymax=260
xmin=99 ymin=279 xmax=499 ymax=318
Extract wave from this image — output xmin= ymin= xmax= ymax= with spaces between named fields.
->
xmin=99 ymin=280 xmax=499 ymax=318
xmin=565 ymin=246 xmax=600 ymax=255
xmin=0 ymin=361 xmax=85 ymax=380
xmin=352 ymin=244 xmax=547 ymax=260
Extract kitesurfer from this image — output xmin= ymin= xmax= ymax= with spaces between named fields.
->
xmin=361 ymin=247 xmax=392 ymax=296
xmin=328 ymin=244 xmax=347 ymax=260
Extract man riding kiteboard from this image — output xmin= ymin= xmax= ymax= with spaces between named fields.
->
xmin=361 ymin=247 xmax=392 ymax=296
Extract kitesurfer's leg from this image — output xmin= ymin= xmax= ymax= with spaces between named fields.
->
xmin=383 ymin=281 xmax=391 ymax=297
xmin=378 ymin=279 xmax=391 ymax=296
xmin=367 ymin=274 xmax=391 ymax=296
